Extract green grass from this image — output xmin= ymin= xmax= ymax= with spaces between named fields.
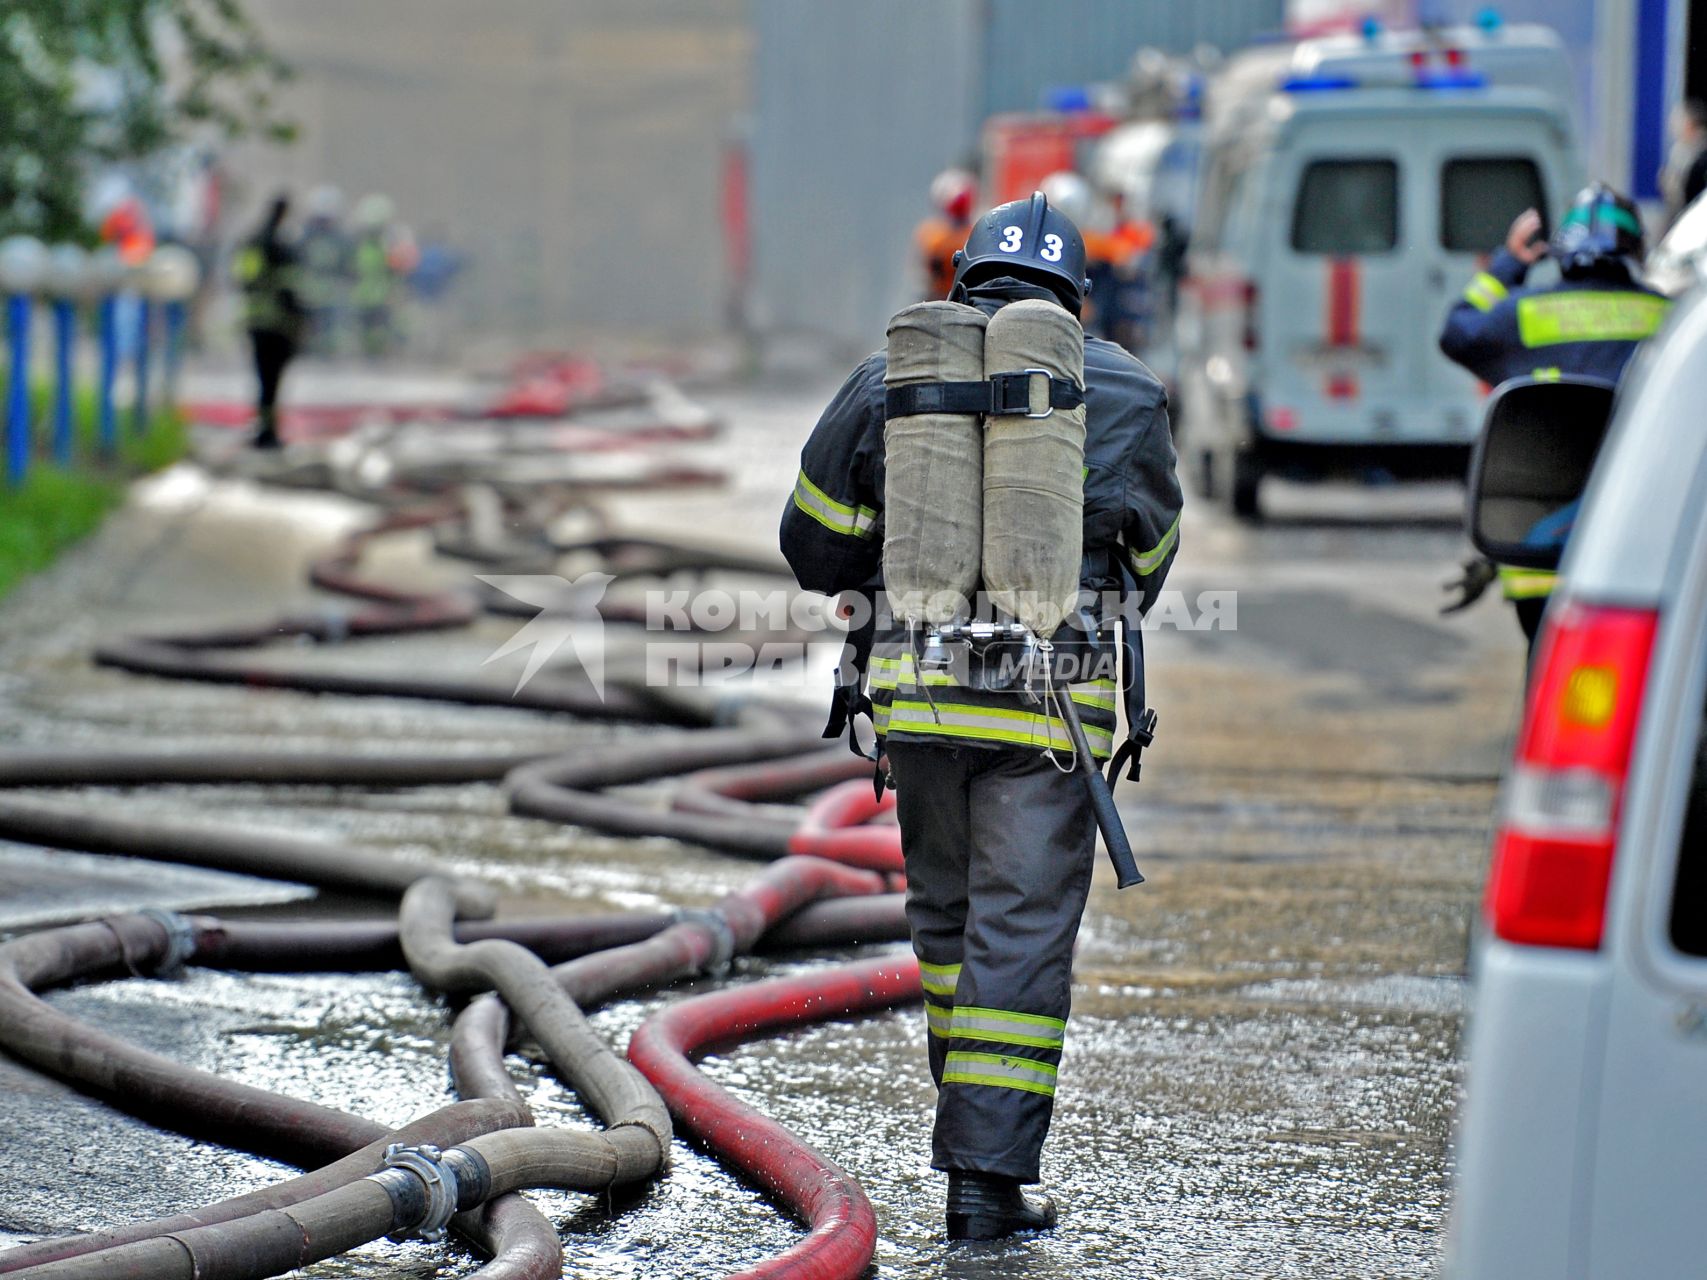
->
xmin=0 ymin=383 xmax=189 ymax=602
xmin=0 ymin=466 xmax=125 ymax=600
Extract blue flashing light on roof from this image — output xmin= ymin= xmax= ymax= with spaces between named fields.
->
xmin=1174 ymin=75 xmax=1204 ymax=121
xmin=1416 ymin=70 xmax=1488 ymax=90
xmin=1476 ymin=7 xmax=1503 ymax=33
xmin=1282 ymin=75 xmax=1359 ymax=93
xmin=1361 ymin=16 xmax=1382 ymax=43
xmin=1044 ymin=85 xmax=1092 ymax=112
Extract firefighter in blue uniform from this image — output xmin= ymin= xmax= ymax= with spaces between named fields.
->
xmin=1439 ymin=183 xmax=1670 ymax=643
xmin=780 ymin=195 xmax=1183 ymax=1241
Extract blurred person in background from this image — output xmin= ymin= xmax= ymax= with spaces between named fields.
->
xmin=99 ymin=190 xmax=157 ymax=269
xmin=1660 ymin=99 xmax=1707 ymax=231
xmin=404 ymin=228 xmax=468 ymax=363
xmin=352 ymin=193 xmax=406 ymax=359
xmin=165 ymin=149 xmax=227 ymax=347
xmin=298 ymin=185 xmax=352 ymax=356
xmin=1438 ymin=184 xmax=1670 ymax=647
xmin=94 ymin=182 xmax=157 ymax=361
xmin=1040 ymin=170 xmax=1152 ymax=348
xmin=915 ymin=168 xmax=977 ymax=300
xmin=1153 ymin=210 xmax=1190 ymax=334
xmin=231 ymin=193 xmax=306 ymax=449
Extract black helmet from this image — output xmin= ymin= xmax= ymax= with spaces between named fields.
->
xmin=950 ymin=192 xmax=1089 ymax=313
xmin=1551 ymin=183 xmax=1645 ymax=275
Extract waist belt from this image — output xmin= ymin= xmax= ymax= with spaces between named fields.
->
xmin=885 ymin=369 xmax=1084 ymax=420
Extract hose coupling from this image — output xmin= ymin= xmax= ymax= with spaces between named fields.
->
xmin=370 ymin=1142 xmax=460 ymax=1243
xmin=135 ymin=908 xmax=197 ymax=974
xmin=675 ymin=907 xmax=737 ymax=977
xmin=316 ymin=609 xmax=351 ymax=644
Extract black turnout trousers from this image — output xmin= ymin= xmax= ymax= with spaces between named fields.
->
xmin=248 ymin=329 xmax=296 ymax=444
xmin=885 ymin=739 xmax=1096 ymax=1184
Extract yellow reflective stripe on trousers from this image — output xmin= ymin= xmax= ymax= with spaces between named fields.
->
xmin=791 ymin=469 xmax=878 ymax=539
xmin=1515 ymin=292 xmax=1669 ymax=347
xmin=868 ymin=654 xmax=957 ymax=688
xmin=1463 ymin=271 xmax=1509 ymax=313
xmin=925 ymin=1005 xmax=954 ymax=1038
xmin=943 ymin=1051 xmax=1057 ymax=1097
xmin=885 ymin=698 xmax=1114 ymax=757
xmin=1128 ymin=512 xmax=1180 ymax=578
xmin=868 ymin=655 xmax=1117 ymax=715
xmin=1499 ymin=566 xmax=1557 ymax=600
xmin=950 ymin=1006 xmax=1066 ymax=1050
xmin=918 ymin=958 xmax=961 ymax=1000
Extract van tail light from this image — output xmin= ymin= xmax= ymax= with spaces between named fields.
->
xmin=1241 ymin=280 xmax=1259 ymax=352
xmin=1487 ymin=603 xmax=1660 ymax=949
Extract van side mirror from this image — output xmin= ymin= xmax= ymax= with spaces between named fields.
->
xmin=1467 ymin=376 xmax=1617 ymax=571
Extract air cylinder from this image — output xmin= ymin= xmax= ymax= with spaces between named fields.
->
xmin=982 ymin=297 xmax=1085 ymax=636
xmin=882 ymin=301 xmax=987 ymax=625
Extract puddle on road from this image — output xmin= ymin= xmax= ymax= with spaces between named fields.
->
xmin=0 ymin=465 xmax=1510 ymax=1278
xmin=2 ymin=818 xmax=1475 ymax=1280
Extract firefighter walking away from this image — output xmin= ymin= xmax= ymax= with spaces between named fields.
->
xmin=781 ymin=193 xmax=1183 ymax=1241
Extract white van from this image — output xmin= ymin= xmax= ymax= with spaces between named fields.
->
xmin=1446 ymin=289 xmax=1707 ymax=1278
xmin=1175 ymin=23 xmax=1581 ymax=518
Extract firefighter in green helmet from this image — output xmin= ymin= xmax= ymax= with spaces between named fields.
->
xmin=1440 ymin=183 xmax=1671 ymax=648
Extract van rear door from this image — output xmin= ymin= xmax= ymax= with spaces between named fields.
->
xmin=1420 ymin=111 xmax=1574 ymax=417
xmin=1262 ymin=115 xmax=1420 ymax=441
xmin=1584 ymin=541 xmax=1707 ymax=1276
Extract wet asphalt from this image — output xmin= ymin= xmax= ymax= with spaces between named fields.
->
xmin=0 ymin=371 xmax=1527 ymax=1278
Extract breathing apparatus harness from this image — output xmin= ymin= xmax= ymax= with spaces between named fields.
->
xmin=884 ymin=369 xmax=1084 ymax=420
xmin=866 ymin=286 xmax=1150 ymax=886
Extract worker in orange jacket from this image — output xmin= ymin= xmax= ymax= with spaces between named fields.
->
xmin=915 ymin=168 xmax=977 ymax=300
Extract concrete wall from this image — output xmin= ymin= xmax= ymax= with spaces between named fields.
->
xmin=749 ymin=0 xmax=983 ymax=357
xmin=749 ymin=0 xmax=1287 ymax=355
xmin=224 ymin=0 xmax=750 ymax=355
xmin=979 ymin=0 xmax=1287 ymax=116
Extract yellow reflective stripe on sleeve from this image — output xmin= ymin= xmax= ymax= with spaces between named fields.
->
xmin=1531 ymin=367 xmax=1563 ymax=382
xmin=1499 ymin=566 xmax=1557 ymax=600
xmin=950 ymin=1006 xmax=1066 ymax=1050
xmin=943 ymin=1051 xmax=1057 ymax=1097
xmin=1463 ymin=271 xmax=1509 ymax=313
xmin=885 ymin=699 xmax=1115 ymax=757
xmin=925 ymin=1005 xmax=954 ymax=1038
xmin=791 ymin=469 xmax=878 ymax=539
xmin=917 ymin=959 xmax=961 ymax=1000
xmin=1128 ymin=512 xmax=1180 ymax=578
xmin=1515 ymin=292 xmax=1670 ymax=348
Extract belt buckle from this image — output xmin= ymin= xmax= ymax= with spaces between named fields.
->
xmin=991 ymin=369 xmax=1053 ymax=418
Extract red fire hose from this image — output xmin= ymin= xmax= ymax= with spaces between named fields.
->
xmin=628 ymin=954 xmax=922 ymax=1280
xmin=786 ymin=781 xmax=901 ymax=873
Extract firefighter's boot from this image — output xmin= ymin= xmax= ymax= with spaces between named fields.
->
xmin=946 ymin=1171 xmax=1058 ymax=1240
